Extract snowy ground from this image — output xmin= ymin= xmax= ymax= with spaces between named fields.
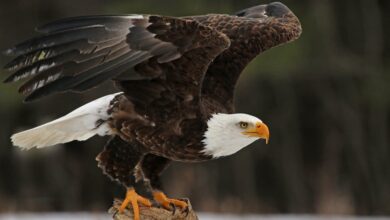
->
xmin=0 ymin=213 xmax=388 ymax=220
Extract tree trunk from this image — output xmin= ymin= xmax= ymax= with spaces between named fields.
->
xmin=109 ymin=198 xmax=198 ymax=220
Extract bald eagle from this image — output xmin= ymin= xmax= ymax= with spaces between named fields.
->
xmin=3 ymin=2 xmax=301 ymax=219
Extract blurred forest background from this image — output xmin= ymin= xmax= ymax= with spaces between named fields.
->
xmin=0 ymin=0 xmax=389 ymax=216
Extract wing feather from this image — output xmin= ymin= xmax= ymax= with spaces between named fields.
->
xmin=3 ymin=15 xmax=229 ymax=102
xmin=4 ymin=37 xmax=125 ymax=72
xmin=23 ymin=50 xmax=150 ymax=101
xmin=5 ymin=26 xmax=127 ymax=57
xmin=36 ymin=15 xmax=144 ymax=33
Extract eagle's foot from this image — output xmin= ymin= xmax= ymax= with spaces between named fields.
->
xmin=117 ymin=188 xmax=152 ymax=220
xmin=153 ymin=191 xmax=189 ymax=215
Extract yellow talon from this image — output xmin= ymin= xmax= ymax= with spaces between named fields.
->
xmin=153 ymin=191 xmax=188 ymax=211
xmin=118 ymin=188 xmax=152 ymax=220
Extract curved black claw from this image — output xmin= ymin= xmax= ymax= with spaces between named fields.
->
xmin=112 ymin=210 xmax=119 ymax=218
xmin=170 ymin=202 xmax=176 ymax=215
xmin=184 ymin=205 xmax=190 ymax=217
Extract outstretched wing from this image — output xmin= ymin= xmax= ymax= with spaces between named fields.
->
xmin=193 ymin=2 xmax=302 ymax=112
xmin=3 ymin=15 xmax=230 ymax=102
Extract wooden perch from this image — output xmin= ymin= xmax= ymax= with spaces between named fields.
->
xmin=109 ymin=198 xmax=198 ymax=220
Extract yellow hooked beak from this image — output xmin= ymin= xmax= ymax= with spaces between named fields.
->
xmin=242 ymin=121 xmax=270 ymax=144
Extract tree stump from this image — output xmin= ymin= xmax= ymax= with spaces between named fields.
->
xmin=109 ymin=198 xmax=198 ymax=220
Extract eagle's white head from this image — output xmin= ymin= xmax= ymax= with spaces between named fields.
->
xmin=202 ymin=113 xmax=270 ymax=158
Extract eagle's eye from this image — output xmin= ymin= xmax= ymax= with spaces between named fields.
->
xmin=238 ymin=122 xmax=248 ymax=129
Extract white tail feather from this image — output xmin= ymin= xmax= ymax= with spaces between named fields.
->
xmin=11 ymin=93 xmax=122 ymax=150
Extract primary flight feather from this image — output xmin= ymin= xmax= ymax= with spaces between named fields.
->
xmin=3 ymin=2 xmax=301 ymax=219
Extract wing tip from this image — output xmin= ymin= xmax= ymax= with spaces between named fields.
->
xmin=2 ymin=47 xmax=15 ymax=56
xmin=24 ymin=93 xmax=38 ymax=102
xmin=23 ymin=85 xmax=58 ymax=102
xmin=3 ymin=76 xmax=13 ymax=83
xmin=3 ymin=70 xmax=24 ymax=83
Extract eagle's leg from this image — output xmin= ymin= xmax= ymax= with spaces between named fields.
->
xmin=141 ymin=154 xmax=189 ymax=213
xmin=96 ymin=136 xmax=152 ymax=220
xmin=117 ymin=187 xmax=152 ymax=220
